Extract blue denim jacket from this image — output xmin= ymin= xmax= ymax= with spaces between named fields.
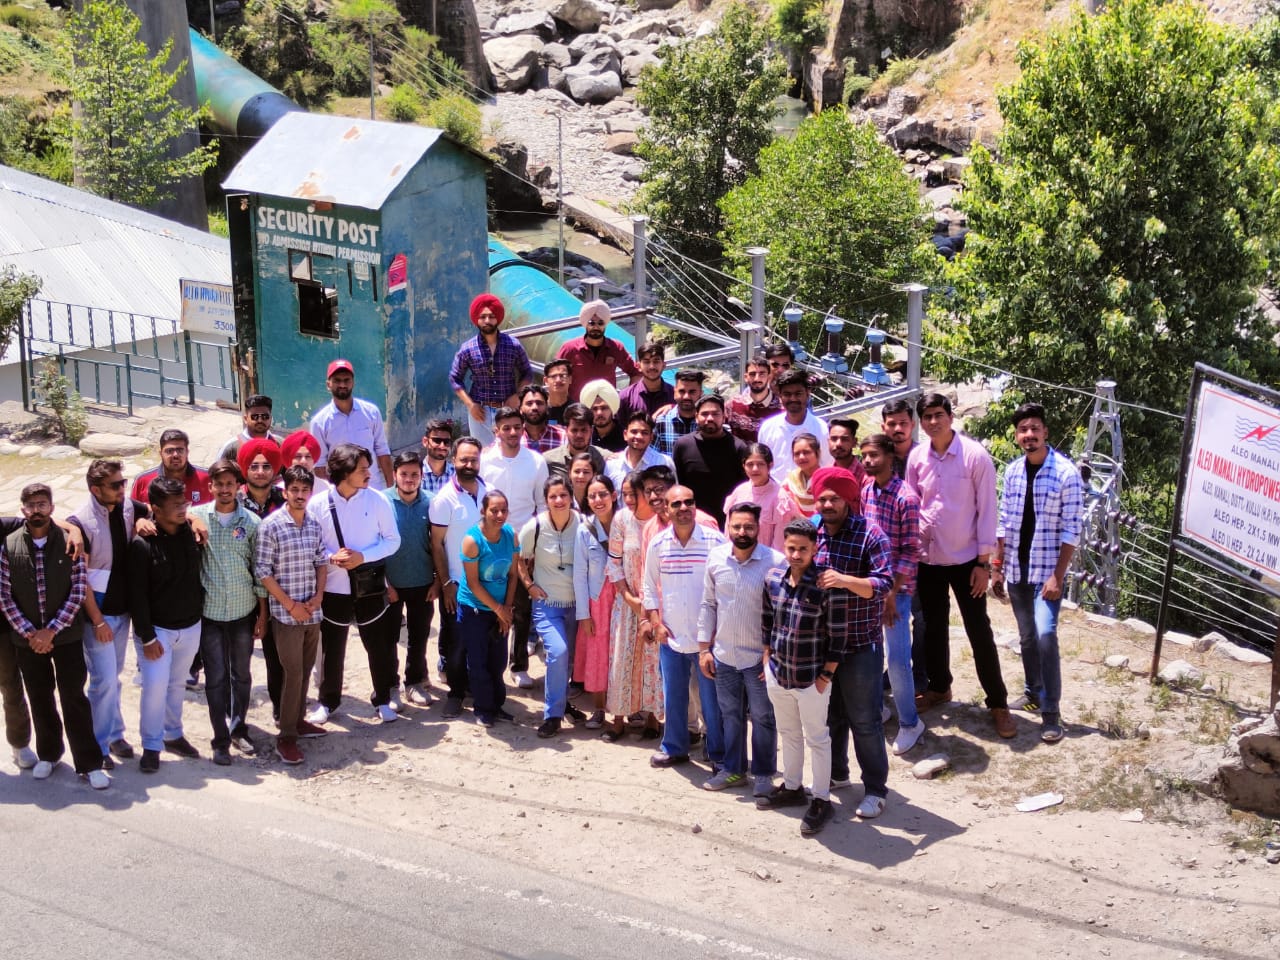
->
xmin=572 ymin=514 xmax=614 ymax=620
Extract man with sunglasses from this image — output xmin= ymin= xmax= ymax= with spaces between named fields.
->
xmin=217 ymin=394 xmax=284 ymax=464
xmin=555 ymin=300 xmax=641 ymax=402
xmin=449 ymin=294 xmax=533 ymax=447
xmin=419 ymin=418 xmax=457 ymax=496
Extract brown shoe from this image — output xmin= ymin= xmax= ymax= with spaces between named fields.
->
xmin=915 ymin=688 xmax=952 ymax=711
xmin=992 ymin=707 xmax=1016 ymax=739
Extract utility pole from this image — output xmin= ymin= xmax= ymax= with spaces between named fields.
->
xmin=368 ymin=15 xmax=376 ymax=120
xmin=208 ymin=0 xmax=216 ymax=42
xmin=556 ymin=112 xmax=564 ymax=287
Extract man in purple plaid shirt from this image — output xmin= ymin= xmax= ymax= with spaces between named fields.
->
xmin=991 ymin=402 xmax=1083 ymax=746
xmin=518 ymin=384 xmax=566 ymax=454
xmin=810 ymin=466 xmax=894 ymax=820
xmin=449 ymin=294 xmax=533 ymax=447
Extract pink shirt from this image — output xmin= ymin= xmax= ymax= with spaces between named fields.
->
xmin=904 ymin=430 xmax=997 ymax=565
xmin=723 ymin=478 xmax=782 ymax=548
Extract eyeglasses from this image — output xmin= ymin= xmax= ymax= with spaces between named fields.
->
xmin=426 ymin=436 xmax=451 ymax=445
xmin=103 ymin=479 xmax=127 ymax=490
xmin=247 ymin=413 xmax=272 ymax=422
xmin=667 ymin=498 xmax=696 ymax=508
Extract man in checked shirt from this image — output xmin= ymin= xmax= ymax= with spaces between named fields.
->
xmin=810 ymin=466 xmax=894 ymax=821
xmin=449 ymin=294 xmax=533 ymax=447
xmin=991 ymin=402 xmax=1083 ymax=745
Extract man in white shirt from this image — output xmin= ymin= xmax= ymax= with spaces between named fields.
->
xmin=643 ymin=485 xmax=727 ymax=771
xmin=429 ymin=438 xmax=487 ymax=717
xmin=604 ymin=411 xmax=673 ymax=496
xmin=758 ymin=369 xmax=830 ymax=482
xmin=309 ymin=360 xmax=393 ymax=488
xmin=480 ymin=407 xmax=546 ymax=690
xmin=305 ymin=443 xmax=402 ymax=725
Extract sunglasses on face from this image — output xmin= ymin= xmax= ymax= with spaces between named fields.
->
xmin=427 ymin=436 xmax=451 ymax=445
xmin=667 ymin=498 xmax=696 ymax=509
xmin=102 ymin=479 xmax=127 ymax=490
xmin=247 ymin=413 xmax=272 ymax=422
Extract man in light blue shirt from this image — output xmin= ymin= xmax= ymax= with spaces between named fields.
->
xmin=382 ymin=452 xmax=438 ymax=709
xmin=309 ymin=360 xmax=393 ymax=488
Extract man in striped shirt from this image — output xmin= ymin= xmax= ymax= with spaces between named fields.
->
xmin=991 ymin=402 xmax=1083 ymax=745
xmin=643 ymin=485 xmax=727 ymax=770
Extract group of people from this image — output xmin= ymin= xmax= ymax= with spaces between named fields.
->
xmin=1 ymin=292 xmax=1083 ymax=837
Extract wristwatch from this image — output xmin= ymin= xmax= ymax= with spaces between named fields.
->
xmin=819 ymin=669 xmax=835 ymax=680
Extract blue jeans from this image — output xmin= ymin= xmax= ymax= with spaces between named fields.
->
xmin=135 ymin=624 xmax=201 ymax=752
xmin=884 ymin=592 xmax=920 ymax=728
xmin=81 ymin=613 xmax=130 ymax=754
xmin=200 ymin=612 xmax=257 ymax=749
xmin=533 ymin=600 xmax=575 ymax=720
xmin=458 ymin=604 xmax=507 ymax=718
xmin=1008 ymin=583 xmax=1062 ymax=717
xmin=659 ymin=644 xmax=724 ymax=764
xmin=713 ymin=657 xmax=775 ymax=776
xmin=828 ymin=642 xmax=890 ymax=798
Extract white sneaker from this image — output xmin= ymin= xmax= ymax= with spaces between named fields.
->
xmin=12 ymin=746 xmax=36 ymax=769
xmin=389 ymin=689 xmax=405 ymax=713
xmin=378 ymin=704 xmax=398 ymax=723
xmin=405 ymin=684 xmax=433 ymax=706
xmin=32 ymin=760 xmax=55 ymax=780
xmin=829 ymin=777 xmax=853 ymax=790
xmin=84 ymin=769 xmax=111 ymax=790
xmin=512 ymin=670 xmax=534 ymax=689
xmin=305 ymin=704 xmax=330 ymax=725
xmin=856 ymin=794 xmax=886 ymax=819
xmin=892 ymin=718 xmax=927 ymax=755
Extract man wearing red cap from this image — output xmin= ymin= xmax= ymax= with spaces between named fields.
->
xmin=809 ymin=465 xmax=895 ymax=820
xmin=309 ymin=360 xmax=393 ymax=489
xmin=191 ymin=460 xmax=268 ymax=765
xmin=448 ymin=294 xmax=534 ymax=447
xmin=555 ymin=300 xmax=641 ymax=402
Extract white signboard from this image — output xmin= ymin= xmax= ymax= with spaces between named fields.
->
xmin=1183 ymin=381 xmax=1280 ymax=580
xmin=179 ymin=279 xmax=235 ymax=338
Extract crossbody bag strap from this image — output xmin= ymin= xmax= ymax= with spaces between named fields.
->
xmin=327 ymin=491 xmax=347 ymax=550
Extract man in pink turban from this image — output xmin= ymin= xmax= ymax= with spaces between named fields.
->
xmin=448 ymin=293 xmax=533 ymax=445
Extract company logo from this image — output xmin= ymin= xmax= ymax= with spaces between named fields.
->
xmin=1234 ymin=417 xmax=1280 ymax=453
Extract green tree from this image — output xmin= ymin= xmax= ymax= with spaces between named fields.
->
xmin=635 ymin=3 xmax=788 ymax=262
xmin=934 ymin=0 xmax=1280 ymax=486
xmin=720 ymin=109 xmax=933 ymax=345
xmin=0 ymin=265 xmax=41 ymax=348
xmin=65 ymin=0 xmax=217 ymax=208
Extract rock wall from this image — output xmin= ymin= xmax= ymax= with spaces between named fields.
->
xmin=396 ymin=0 xmax=497 ymax=93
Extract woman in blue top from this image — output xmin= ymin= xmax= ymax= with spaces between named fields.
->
xmin=458 ymin=490 xmax=518 ymax=726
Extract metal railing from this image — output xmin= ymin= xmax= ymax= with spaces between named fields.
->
xmin=19 ymin=299 xmax=238 ymax=416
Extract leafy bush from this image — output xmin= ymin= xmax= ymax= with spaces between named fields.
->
xmin=424 ymin=91 xmax=481 ymax=148
xmin=773 ymin=0 xmax=827 ymax=52
xmin=384 ymin=84 xmax=422 ymax=122
xmin=0 ymin=3 xmax=44 ymax=31
xmin=34 ymin=357 xmax=88 ymax=446
xmin=843 ymin=73 xmax=874 ymax=105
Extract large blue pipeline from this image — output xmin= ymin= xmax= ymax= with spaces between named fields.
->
xmin=191 ymin=28 xmax=635 ymax=364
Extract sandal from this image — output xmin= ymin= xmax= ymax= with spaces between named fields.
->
xmin=602 ymin=721 xmax=625 ymax=742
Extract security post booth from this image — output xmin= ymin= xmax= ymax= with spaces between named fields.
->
xmin=222 ymin=112 xmax=488 ymax=449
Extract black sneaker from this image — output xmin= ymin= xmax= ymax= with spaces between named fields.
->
xmin=101 ymin=754 xmax=115 ymax=771
xmin=163 ymin=737 xmax=200 ymax=759
xmin=800 ymin=797 xmax=834 ymax=835
xmin=139 ymin=749 xmax=160 ymax=773
xmin=496 ymin=709 xmax=517 ymax=723
xmin=757 ymin=784 xmax=808 ymax=810
xmin=564 ymin=703 xmax=588 ymax=723
xmin=109 ymin=738 xmax=134 ymax=760
xmin=442 ymin=698 xmax=464 ymax=720
xmin=477 ymin=713 xmax=496 ymax=727
xmin=536 ymin=717 xmax=562 ymax=738
xmin=212 ymin=746 xmax=233 ymax=767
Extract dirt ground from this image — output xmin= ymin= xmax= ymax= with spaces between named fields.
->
xmin=2 ymin=400 xmax=1277 ymax=957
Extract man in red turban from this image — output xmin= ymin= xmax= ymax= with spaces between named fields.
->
xmin=809 ymin=466 xmax=862 ymax=516
xmin=448 ymin=294 xmax=533 ymax=445
xmin=236 ymin=437 xmax=285 ymax=520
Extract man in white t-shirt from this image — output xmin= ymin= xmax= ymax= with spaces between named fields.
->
xmin=758 ymin=369 xmax=830 ymax=482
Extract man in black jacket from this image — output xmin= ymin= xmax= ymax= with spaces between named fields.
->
xmin=129 ymin=477 xmax=205 ymax=773
xmin=0 ymin=484 xmax=104 ymax=788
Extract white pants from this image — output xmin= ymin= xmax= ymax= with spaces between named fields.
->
xmin=765 ymin=662 xmax=832 ymax=799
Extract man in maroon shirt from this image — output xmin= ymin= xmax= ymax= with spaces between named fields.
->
xmin=130 ymin=430 xmax=210 ymax=507
xmin=556 ymin=300 xmax=640 ymax=402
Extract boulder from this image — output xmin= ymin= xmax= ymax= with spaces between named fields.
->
xmin=1165 ymin=630 xmax=1196 ymax=647
xmin=568 ymin=31 xmax=619 ymax=61
xmin=612 ymin=16 xmax=670 ymax=42
xmin=635 ymin=0 xmax=679 ymax=8
xmin=551 ymin=0 xmax=614 ymax=32
xmin=1122 ymin=617 xmax=1157 ymax=635
xmin=542 ymin=42 xmax=572 ymax=68
xmin=41 ymin=445 xmax=81 ymax=460
xmin=604 ymin=116 xmax=641 ymax=134
xmin=1103 ymin=654 xmax=1131 ymax=670
xmin=1218 ymin=755 xmax=1280 ymax=816
xmin=1236 ymin=713 xmax=1280 ymax=775
xmin=0 ymin=440 xmax=20 ymax=455
xmin=621 ymin=52 xmax=659 ymax=84
xmin=484 ymin=35 xmax=545 ymax=92
xmin=79 ymin=433 xmax=150 ymax=457
xmin=487 ymin=139 xmax=545 ymax=213
xmin=605 ymin=131 xmax=637 ymax=155
xmin=575 ymin=44 xmax=622 ymax=75
xmin=1211 ymin=639 xmax=1272 ymax=664
xmin=566 ymin=70 xmax=623 ymax=104
xmin=943 ymin=155 xmax=972 ymax=183
xmin=1157 ymin=659 xmax=1202 ymax=685
xmin=805 ymin=50 xmax=844 ymax=112
xmin=621 ymin=161 xmax=644 ymax=182
xmin=492 ymin=11 xmax=557 ymax=40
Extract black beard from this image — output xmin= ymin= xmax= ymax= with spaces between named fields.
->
xmin=731 ymin=536 xmax=756 ymax=550
xmin=523 ymin=410 xmax=547 ymax=426
xmin=456 ymin=467 xmax=479 ymax=482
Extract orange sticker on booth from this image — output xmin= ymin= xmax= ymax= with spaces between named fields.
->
xmin=387 ymin=253 xmax=407 ymax=294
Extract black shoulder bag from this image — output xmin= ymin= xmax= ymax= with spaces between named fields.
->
xmin=328 ymin=492 xmax=387 ymax=600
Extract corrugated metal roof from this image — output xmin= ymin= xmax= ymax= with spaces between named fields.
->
xmin=221 ymin=112 xmax=444 ymax=211
xmin=0 ymin=165 xmax=230 ymax=319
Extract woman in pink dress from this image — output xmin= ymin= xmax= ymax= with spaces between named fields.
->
xmin=721 ymin=442 xmax=781 ymax=542
xmin=604 ymin=471 xmax=663 ymax=741
xmin=572 ymin=475 xmax=617 ymax=729
xmin=773 ymin=432 xmax=821 ymax=549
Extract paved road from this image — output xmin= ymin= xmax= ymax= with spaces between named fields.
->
xmin=0 ymin=769 xmax=837 ymax=960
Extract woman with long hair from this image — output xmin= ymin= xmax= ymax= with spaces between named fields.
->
xmin=568 ymin=452 xmax=596 ymax=513
xmin=573 ymin=475 xmax=618 ymax=730
xmin=457 ymin=490 xmax=518 ymax=726
xmin=519 ymin=476 xmax=583 ymax=739
xmin=773 ymin=432 xmax=822 ymax=549
xmin=603 ymin=470 xmax=663 ymax=741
